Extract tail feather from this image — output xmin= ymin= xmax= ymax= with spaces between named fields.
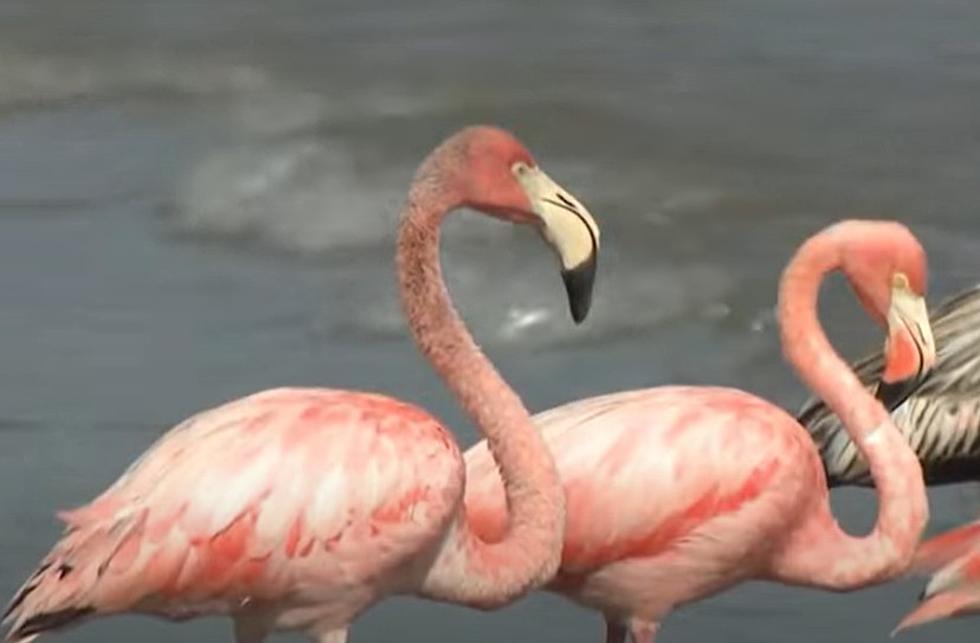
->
xmin=6 ymin=608 xmax=94 ymax=642
xmin=3 ymin=564 xmax=51 ymax=623
xmin=913 ymin=522 xmax=980 ymax=573
xmin=3 ymin=513 xmax=144 ymax=642
xmin=891 ymin=525 xmax=980 ymax=636
xmin=894 ymin=589 xmax=980 ymax=635
xmin=2 ymin=546 xmax=96 ymax=642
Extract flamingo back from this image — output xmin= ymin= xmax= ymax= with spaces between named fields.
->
xmin=465 ymin=386 xmax=819 ymax=575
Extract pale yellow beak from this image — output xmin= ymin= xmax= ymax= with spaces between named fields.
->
xmin=888 ymin=273 xmax=937 ymax=374
xmin=513 ymin=164 xmax=600 ymax=323
xmin=875 ymin=273 xmax=937 ymax=408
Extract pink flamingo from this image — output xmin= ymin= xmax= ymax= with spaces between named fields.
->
xmin=892 ymin=520 xmax=980 ymax=631
xmin=464 ymin=220 xmax=937 ymax=643
xmin=1 ymin=126 xmax=601 ymax=643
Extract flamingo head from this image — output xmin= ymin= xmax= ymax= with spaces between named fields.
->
xmin=437 ymin=125 xmax=600 ymax=323
xmin=839 ymin=221 xmax=936 ymax=409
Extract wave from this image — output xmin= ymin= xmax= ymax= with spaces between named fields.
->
xmin=162 ymin=121 xmax=758 ymax=347
xmin=169 ymin=138 xmax=519 ymax=254
xmin=0 ymin=49 xmax=271 ymax=110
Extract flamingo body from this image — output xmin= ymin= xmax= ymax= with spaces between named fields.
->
xmin=10 ymin=388 xmax=462 ymax=636
xmin=466 ymin=220 xmax=937 ymax=642
xmin=465 ymin=387 xmax=821 ymax=626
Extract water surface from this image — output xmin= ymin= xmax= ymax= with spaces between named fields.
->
xmin=1 ymin=1 xmax=979 ymax=640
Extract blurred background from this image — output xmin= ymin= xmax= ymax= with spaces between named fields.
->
xmin=1 ymin=0 xmax=979 ymax=641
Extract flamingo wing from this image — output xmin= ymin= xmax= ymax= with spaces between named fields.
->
xmin=4 ymin=388 xmax=462 ymax=638
xmin=802 ymin=284 xmax=980 ymax=487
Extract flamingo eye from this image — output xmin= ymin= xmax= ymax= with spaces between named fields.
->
xmin=512 ymin=161 xmax=531 ymax=176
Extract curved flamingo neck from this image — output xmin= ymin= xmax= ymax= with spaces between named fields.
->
xmin=778 ymin=231 xmax=889 ymax=435
xmin=396 ymin=156 xmax=564 ymax=607
xmin=773 ymin=224 xmax=927 ymax=588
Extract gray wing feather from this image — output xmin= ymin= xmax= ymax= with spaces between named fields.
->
xmin=800 ymin=284 xmax=980 ymax=487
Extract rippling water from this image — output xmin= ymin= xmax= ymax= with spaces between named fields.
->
xmin=1 ymin=1 xmax=980 ymax=641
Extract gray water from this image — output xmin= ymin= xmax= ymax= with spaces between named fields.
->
xmin=1 ymin=1 xmax=980 ymax=641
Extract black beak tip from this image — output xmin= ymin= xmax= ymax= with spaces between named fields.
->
xmin=874 ymin=377 xmax=920 ymax=412
xmin=561 ymin=254 xmax=597 ymax=325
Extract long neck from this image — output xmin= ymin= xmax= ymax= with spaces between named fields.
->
xmin=397 ymin=161 xmax=564 ymax=608
xmin=773 ymin=230 xmax=927 ymax=589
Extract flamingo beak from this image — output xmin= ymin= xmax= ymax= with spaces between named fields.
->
xmin=513 ymin=165 xmax=600 ymax=324
xmin=875 ymin=273 xmax=936 ymax=410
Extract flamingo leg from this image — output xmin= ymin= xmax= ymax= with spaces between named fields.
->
xmin=605 ymin=618 xmax=626 ymax=643
xmin=232 ymin=612 xmax=270 ymax=643
xmin=318 ymin=628 xmax=348 ymax=643
xmin=628 ymin=618 xmax=658 ymax=643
